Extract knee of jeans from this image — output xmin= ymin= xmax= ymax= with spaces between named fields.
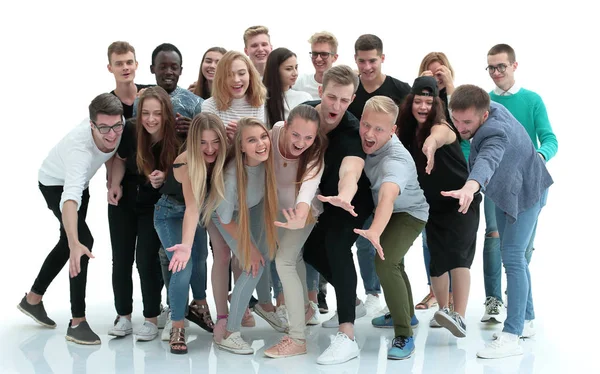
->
xmin=485 ymin=230 xmax=499 ymax=238
xmin=501 ymin=250 xmax=527 ymax=269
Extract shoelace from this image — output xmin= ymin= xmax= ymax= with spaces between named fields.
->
xmin=392 ymin=336 xmax=408 ymax=349
xmin=485 ymin=297 xmax=501 ymax=314
xmin=229 ymin=333 xmax=249 ymax=348
xmin=384 ymin=313 xmax=392 ymax=320
xmin=325 ymin=333 xmax=348 ymax=353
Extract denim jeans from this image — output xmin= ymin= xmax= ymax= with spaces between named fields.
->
xmin=422 ymin=230 xmax=452 ymax=292
xmin=154 ymin=195 xmax=208 ymax=321
xmin=355 ymin=214 xmax=382 ymax=295
xmin=483 ymin=195 xmax=537 ymax=301
xmin=497 ymin=189 xmax=547 ymax=336
xmin=212 ymin=200 xmax=271 ymax=333
xmin=271 ymin=258 xmax=319 ymax=299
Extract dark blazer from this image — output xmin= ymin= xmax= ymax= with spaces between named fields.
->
xmin=468 ymin=102 xmax=553 ymax=223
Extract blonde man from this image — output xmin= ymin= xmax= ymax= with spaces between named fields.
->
xmin=294 ymin=31 xmax=339 ymax=100
xmin=243 ymin=25 xmax=272 ymax=77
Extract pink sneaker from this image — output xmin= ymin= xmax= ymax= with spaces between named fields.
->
xmin=264 ymin=336 xmax=307 ymax=358
xmin=241 ymin=308 xmax=255 ymax=327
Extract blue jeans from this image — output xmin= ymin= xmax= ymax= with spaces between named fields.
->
xmin=154 ymin=195 xmax=208 ymax=321
xmin=497 ymin=189 xmax=547 ymax=336
xmin=422 ymin=230 xmax=452 ymax=292
xmin=356 ymin=214 xmax=382 ymax=295
xmin=271 ymin=258 xmax=320 ymax=299
xmin=212 ymin=201 xmax=271 ymax=333
xmin=483 ymin=196 xmax=537 ymax=301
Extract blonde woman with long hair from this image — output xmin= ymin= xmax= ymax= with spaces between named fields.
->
xmin=154 ymin=113 xmax=228 ymax=354
xmin=211 ymin=118 xmax=278 ymax=354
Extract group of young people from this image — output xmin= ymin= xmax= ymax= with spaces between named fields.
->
xmin=17 ymin=25 xmax=557 ymax=365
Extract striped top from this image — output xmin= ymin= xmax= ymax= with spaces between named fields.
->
xmin=202 ymin=97 xmax=266 ymax=125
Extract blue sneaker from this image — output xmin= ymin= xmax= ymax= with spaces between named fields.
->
xmin=372 ymin=313 xmax=419 ymax=328
xmin=411 ymin=315 xmax=419 ymax=328
xmin=387 ymin=336 xmax=415 ymax=360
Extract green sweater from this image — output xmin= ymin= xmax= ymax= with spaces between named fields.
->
xmin=489 ymin=88 xmax=558 ymax=161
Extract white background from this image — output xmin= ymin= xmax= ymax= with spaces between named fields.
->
xmin=0 ymin=0 xmax=598 ymax=373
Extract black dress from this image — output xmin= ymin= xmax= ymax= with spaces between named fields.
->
xmin=405 ymin=128 xmax=481 ymax=276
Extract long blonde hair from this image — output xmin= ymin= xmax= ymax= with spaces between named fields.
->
xmin=212 ymin=51 xmax=266 ymax=111
xmin=186 ymin=113 xmax=228 ymax=226
xmin=228 ymin=117 xmax=278 ymax=269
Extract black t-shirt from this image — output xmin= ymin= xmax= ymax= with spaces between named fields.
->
xmin=305 ymin=101 xmax=374 ymax=217
xmin=111 ymin=84 xmax=154 ymax=120
xmin=403 ymin=127 xmax=469 ymax=211
xmin=348 ymin=75 xmax=411 ymax=120
xmin=117 ymin=120 xmax=162 ymax=205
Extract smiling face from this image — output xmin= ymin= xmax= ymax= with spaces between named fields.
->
xmin=140 ymin=97 xmax=163 ymax=140
xmin=279 ymin=55 xmax=299 ymax=90
xmin=359 ymin=109 xmax=396 ymax=154
xmin=411 ymin=94 xmax=434 ymax=124
xmin=282 ymin=117 xmax=317 ymax=158
xmin=202 ymin=51 xmax=224 ymax=82
xmin=90 ymin=114 xmax=123 ymax=151
xmin=201 ymin=129 xmax=220 ymax=164
xmin=311 ymin=42 xmax=337 ymax=74
xmin=241 ymin=125 xmax=270 ymax=166
xmin=487 ymin=52 xmax=517 ymax=92
xmin=451 ymin=107 xmax=488 ymax=140
xmin=151 ymin=50 xmax=182 ymax=94
xmin=227 ymin=58 xmax=250 ymax=99
xmin=108 ymin=51 xmax=138 ymax=84
xmin=355 ymin=49 xmax=385 ymax=83
xmin=245 ymin=34 xmax=272 ymax=67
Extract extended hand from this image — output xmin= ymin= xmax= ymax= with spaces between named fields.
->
xmin=69 ymin=243 xmax=94 ymax=278
xmin=353 ymin=228 xmax=385 ymax=260
xmin=166 ymin=244 xmax=191 ymax=273
xmin=274 ymin=208 xmax=307 ymax=230
xmin=317 ymin=194 xmax=357 ymax=217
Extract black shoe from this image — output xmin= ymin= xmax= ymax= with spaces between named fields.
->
xmin=185 ymin=301 xmax=214 ymax=333
xmin=66 ymin=320 xmax=101 ymax=345
xmin=248 ymin=295 xmax=258 ymax=309
xmin=17 ymin=294 xmax=56 ymax=328
xmin=317 ymin=291 xmax=329 ymax=314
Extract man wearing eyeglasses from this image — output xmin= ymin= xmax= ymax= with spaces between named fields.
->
xmin=294 ymin=31 xmax=339 ymax=100
xmin=347 ymin=34 xmax=411 ymax=317
xmin=17 ymin=93 xmax=124 ymax=345
xmin=479 ymin=44 xmax=558 ymax=332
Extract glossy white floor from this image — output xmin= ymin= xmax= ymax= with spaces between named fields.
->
xmin=0 ymin=208 xmax=588 ymax=374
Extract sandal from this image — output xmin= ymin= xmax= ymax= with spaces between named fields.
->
xmin=415 ymin=292 xmax=438 ymax=310
xmin=187 ymin=301 xmax=215 ymax=333
xmin=169 ymin=327 xmax=187 ymax=354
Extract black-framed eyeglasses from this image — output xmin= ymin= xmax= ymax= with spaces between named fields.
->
xmin=486 ymin=64 xmax=508 ymax=74
xmin=92 ymin=120 xmax=124 ymax=134
xmin=310 ymin=51 xmax=333 ymax=60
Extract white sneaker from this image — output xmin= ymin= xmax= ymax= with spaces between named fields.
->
xmin=157 ymin=305 xmax=169 ymax=329
xmin=108 ymin=316 xmax=132 ymax=337
xmin=481 ymin=297 xmax=506 ymax=323
xmin=477 ymin=332 xmax=523 ymax=359
xmin=322 ymin=301 xmax=367 ymax=328
xmin=253 ymin=304 xmax=286 ymax=333
xmin=316 ymin=332 xmax=360 ymax=365
xmin=135 ymin=321 xmax=158 ymax=341
xmin=307 ymin=301 xmax=320 ymax=326
xmin=378 ymin=305 xmax=390 ymax=315
xmin=493 ymin=320 xmax=535 ymax=340
xmin=363 ymin=295 xmax=381 ymax=315
xmin=276 ymin=305 xmax=289 ymax=330
xmin=161 ymin=313 xmax=172 ymax=341
xmin=215 ymin=331 xmax=253 ymax=354
xmin=429 ymin=316 xmax=441 ymax=328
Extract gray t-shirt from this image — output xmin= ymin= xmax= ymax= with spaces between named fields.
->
xmin=364 ymin=135 xmax=429 ymax=222
xmin=216 ymin=162 xmax=265 ymax=224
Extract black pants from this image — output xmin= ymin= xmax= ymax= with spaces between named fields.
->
xmin=32 ymin=183 xmax=93 ymax=318
xmin=108 ymin=184 xmax=162 ymax=318
xmin=303 ymin=207 xmax=370 ymax=325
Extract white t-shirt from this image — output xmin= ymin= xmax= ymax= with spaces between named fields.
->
xmin=38 ymin=119 xmax=119 ymax=211
xmin=293 ymin=73 xmax=321 ymax=100
xmin=283 ymin=89 xmax=313 ymax=120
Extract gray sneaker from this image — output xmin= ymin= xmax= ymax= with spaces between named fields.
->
xmin=66 ymin=320 xmax=101 ymax=345
xmin=434 ymin=308 xmax=467 ymax=338
xmin=17 ymin=294 xmax=56 ymax=328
